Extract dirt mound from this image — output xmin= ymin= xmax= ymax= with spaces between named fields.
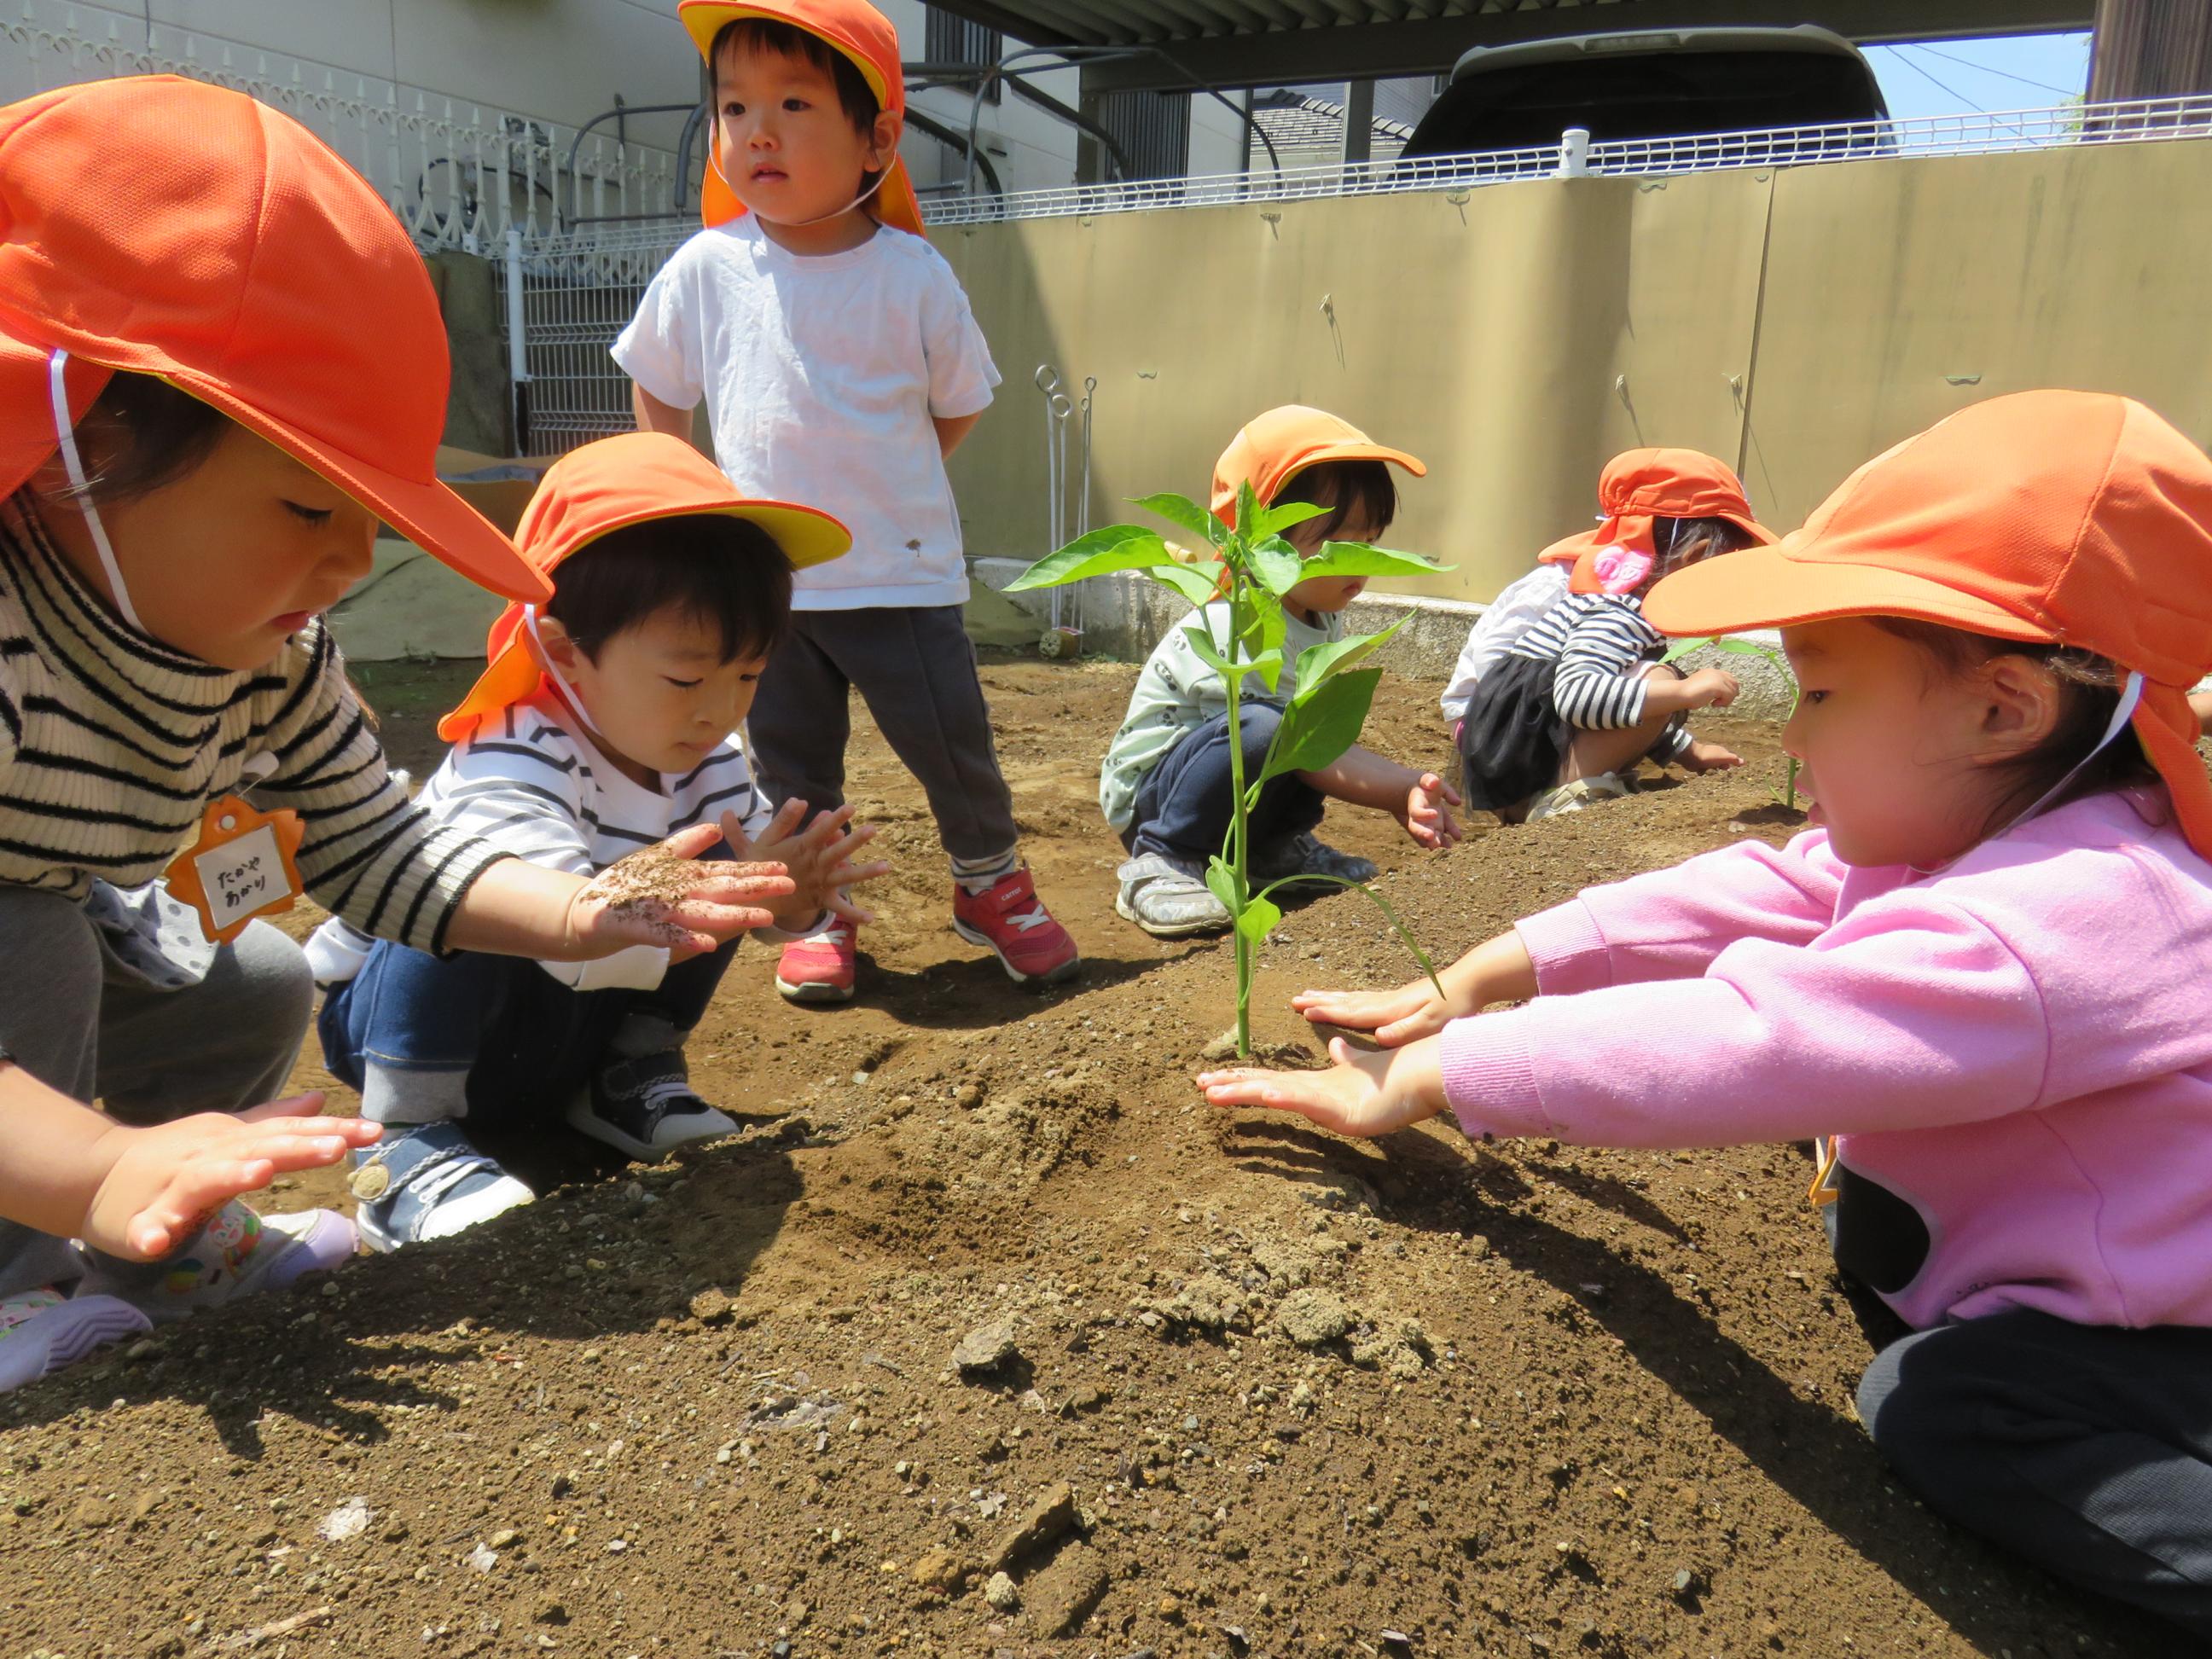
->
xmin=0 ymin=658 xmax=2169 ymax=1657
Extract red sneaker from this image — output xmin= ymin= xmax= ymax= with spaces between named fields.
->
xmin=952 ymin=867 xmax=1080 ymax=985
xmin=775 ymin=917 xmax=857 ymax=1003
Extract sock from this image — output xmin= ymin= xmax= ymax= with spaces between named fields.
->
xmin=610 ymin=1012 xmax=680 ymax=1061
xmin=949 ymin=848 xmax=1019 ymax=896
xmin=359 ymin=1063 xmax=469 ymax=1127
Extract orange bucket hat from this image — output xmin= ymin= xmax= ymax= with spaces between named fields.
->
xmin=438 ymin=432 xmax=848 ymax=741
xmin=1543 ymin=448 xmax=1777 ymax=594
xmin=1211 ymin=406 xmax=1426 ymax=531
xmin=1645 ymin=391 xmax=2212 ymax=860
xmin=0 ymin=77 xmax=543 ymax=602
xmin=681 ymin=0 xmax=927 ymax=239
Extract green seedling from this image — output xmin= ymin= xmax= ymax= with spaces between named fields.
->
xmin=1662 ymin=634 xmax=1803 ymax=810
xmin=1009 ymin=482 xmax=1451 ymax=1058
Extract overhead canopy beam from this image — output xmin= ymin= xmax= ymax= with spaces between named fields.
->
xmin=943 ymin=0 xmax=2096 ymax=96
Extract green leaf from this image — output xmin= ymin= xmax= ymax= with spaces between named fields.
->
xmin=1181 ymin=621 xmax=1235 ymax=678
xmin=1660 ymin=635 xmax=1714 ymax=663
xmin=1257 ymin=667 xmax=1382 ymax=784
xmin=1236 ymin=479 xmax=1260 ymax=542
xmin=1131 ymin=492 xmax=1222 ymax=546
xmin=1253 ymin=872 xmax=1445 ymax=999
xmin=1246 ymin=647 xmax=1284 ymax=696
xmin=1292 ymin=616 xmax=1406 ymax=695
xmin=1246 ymin=535 xmax=1306 ymax=597
xmin=1251 ymin=500 xmax=1328 ymax=539
xmin=1145 ymin=560 xmax=1227 ymax=608
xmin=1205 ymin=856 xmax=1240 ymax=914
xmin=1297 ymin=541 xmax=1454 ymax=581
xmin=1005 ymin=524 xmax=1172 ymax=591
xmin=1257 ymin=600 xmax=1286 ymax=678
xmin=1234 ymin=892 xmax=1281 ymax=948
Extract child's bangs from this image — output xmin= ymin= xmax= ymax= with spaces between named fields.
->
xmin=1274 ymin=458 xmax=1399 ymax=542
xmin=711 ymin=19 xmax=879 ymax=131
xmin=546 ymin=515 xmax=794 ymax=664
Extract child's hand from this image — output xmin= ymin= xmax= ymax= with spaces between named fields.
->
xmin=1399 ymin=772 xmax=1464 ymax=850
xmin=1683 ymin=668 xmax=1741 ymax=709
xmin=1681 ymin=740 xmax=1742 ymax=773
xmin=565 ymin=823 xmax=795 ymax=959
xmin=1196 ymin=1035 xmax=1445 ymax=1138
xmin=1291 ymin=978 xmax=1459 ymax=1047
xmin=85 ymin=1095 xmax=380 ymax=1261
xmin=723 ymin=801 xmax=891 ymax=931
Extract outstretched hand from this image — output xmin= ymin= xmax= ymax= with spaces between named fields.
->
xmin=1400 ymin=771 xmax=1464 ymax=850
xmin=1290 ymin=976 xmax=1459 ymax=1047
xmin=723 ymin=801 xmax=891 ymax=931
xmin=85 ymin=1095 xmax=380 ymax=1261
xmin=564 ymin=822 xmax=795 ymax=960
xmin=1196 ymin=1035 xmax=1446 ymax=1139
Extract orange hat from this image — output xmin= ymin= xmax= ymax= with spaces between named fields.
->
xmin=1543 ymin=448 xmax=1777 ymax=594
xmin=436 ymin=432 xmax=848 ymax=741
xmin=1210 ymin=406 xmax=1426 ymax=531
xmin=681 ymin=0 xmax=927 ymax=239
xmin=0 ymin=77 xmax=543 ymax=602
xmin=1645 ymin=391 xmax=2212 ymax=861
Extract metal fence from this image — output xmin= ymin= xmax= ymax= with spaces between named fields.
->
xmin=502 ymin=90 xmax=2212 ymax=455
xmin=1 ymin=0 xmax=682 ymax=253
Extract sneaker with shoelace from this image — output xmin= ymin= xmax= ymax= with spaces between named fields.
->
xmin=0 ymin=1288 xmax=149 ymax=1393
xmin=775 ymin=914 xmax=857 ymax=1004
xmin=952 ymin=866 xmax=1080 ymax=984
xmin=1248 ymin=831 xmax=1379 ymax=891
xmin=345 ymin=1121 xmax=534 ymax=1252
xmin=569 ymin=1051 xmax=737 ymax=1163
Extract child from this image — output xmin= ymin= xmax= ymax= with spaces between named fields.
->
xmin=614 ymin=0 xmax=1078 ymax=1001
xmin=312 ymin=434 xmax=885 ymax=1247
xmin=1200 ymin=390 xmax=2212 ymax=1640
xmin=1105 ymin=407 xmax=1462 ymax=937
xmin=1439 ymin=448 xmax=1773 ymax=728
xmin=1454 ymin=455 xmax=1769 ymax=822
xmin=0 ymin=78 xmax=787 ymax=1385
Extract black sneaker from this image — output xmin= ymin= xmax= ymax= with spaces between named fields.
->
xmin=1250 ymin=832 xmax=1379 ymax=890
xmin=567 ymin=1052 xmax=737 ymax=1163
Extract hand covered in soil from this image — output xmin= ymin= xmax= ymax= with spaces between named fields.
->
xmin=1197 ymin=1035 xmax=1445 ymax=1138
xmin=1397 ymin=772 xmax=1464 ymax=850
xmin=85 ymin=1094 xmax=380 ymax=1260
xmin=562 ymin=822 xmax=795 ymax=960
xmin=721 ymin=801 xmax=891 ymax=931
xmin=1681 ymin=740 xmax=1743 ymax=774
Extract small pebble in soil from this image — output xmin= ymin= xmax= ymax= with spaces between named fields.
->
xmin=952 ymin=1320 xmax=1020 ymax=1375
xmin=984 ymin=1569 xmax=1019 ymax=1610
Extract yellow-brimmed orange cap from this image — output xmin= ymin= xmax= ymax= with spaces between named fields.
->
xmin=1645 ymin=391 xmax=2212 ymax=861
xmin=1544 ymin=448 xmax=1777 ymax=593
xmin=1211 ymin=405 xmax=1426 ymax=530
xmin=681 ymin=0 xmax=927 ymax=239
xmin=0 ymin=77 xmax=544 ymax=602
xmin=437 ymin=432 xmax=848 ymax=740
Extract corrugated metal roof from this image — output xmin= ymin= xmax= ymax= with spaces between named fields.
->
xmin=949 ymin=0 xmax=1634 ymax=51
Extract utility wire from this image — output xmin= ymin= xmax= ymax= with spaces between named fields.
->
xmin=1885 ymin=49 xmax=2032 ymax=138
xmin=1905 ymin=42 xmax=2078 ymax=98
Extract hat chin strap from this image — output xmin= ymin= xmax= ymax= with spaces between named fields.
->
xmin=520 ymin=604 xmax=593 ymax=724
xmin=711 ymin=135 xmax=891 ymax=229
xmin=46 ymin=350 xmax=144 ymax=634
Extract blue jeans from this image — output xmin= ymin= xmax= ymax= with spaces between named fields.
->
xmin=1127 ymin=705 xmax=1325 ymax=865
xmin=317 ymin=938 xmax=736 ymax=1125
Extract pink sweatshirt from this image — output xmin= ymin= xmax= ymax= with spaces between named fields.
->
xmin=1440 ymin=790 xmax=2212 ymax=1331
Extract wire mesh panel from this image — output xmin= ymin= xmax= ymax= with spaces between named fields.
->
xmin=501 ymin=227 xmax=691 ymax=456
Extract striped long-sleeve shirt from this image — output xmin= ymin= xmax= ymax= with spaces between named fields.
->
xmin=1506 ymin=591 xmax=1692 ymax=759
xmin=307 ymin=685 xmax=775 ymax=993
xmin=0 ymin=502 xmax=506 ymax=955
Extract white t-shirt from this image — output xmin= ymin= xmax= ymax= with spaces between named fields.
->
xmin=1440 ymin=563 xmax=1571 ymax=724
xmin=613 ymin=218 xmax=1001 ymax=611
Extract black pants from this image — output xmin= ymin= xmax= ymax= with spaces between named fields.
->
xmin=1124 ymin=705 xmax=1324 ymax=865
xmin=746 ymin=605 xmax=1019 ymax=864
xmin=1858 ymin=1308 xmax=2212 ymax=1639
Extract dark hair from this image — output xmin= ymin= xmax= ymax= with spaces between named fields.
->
xmin=1873 ymin=618 xmax=2159 ymax=833
xmin=53 ymin=371 xmax=231 ymax=507
xmin=545 ymin=515 xmax=793 ymax=665
xmin=1639 ymin=514 xmax=1759 ymax=592
xmin=1272 ymin=458 xmax=1399 ymax=544
xmin=711 ymin=19 xmax=880 ymax=136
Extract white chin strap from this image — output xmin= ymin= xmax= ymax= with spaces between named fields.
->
xmin=710 ymin=133 xmax=890 ymax=229
xmin=521 ymin=604 xmax=591 ymax=720
xmin=46 ymin=349 xmax=143 ymax=632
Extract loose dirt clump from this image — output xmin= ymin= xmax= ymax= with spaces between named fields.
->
xmin=0 ymin=656 xmax=2171 ymax=1657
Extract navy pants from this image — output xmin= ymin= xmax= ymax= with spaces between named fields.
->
xmin=317 ymin=938 xmax=736 ymax=1125
xmin=1126 ymin=705 xmax=1325 ymax=864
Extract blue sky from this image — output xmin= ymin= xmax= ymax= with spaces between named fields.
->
xmin=1865 ymin=32 xmax=2091 ymax=121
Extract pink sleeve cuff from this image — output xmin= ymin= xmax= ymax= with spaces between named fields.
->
xmin=1514 ymin=899 xmax=1615 ymax=996
xmin=1438 ymin=1012 xmax=1555 ymax=1142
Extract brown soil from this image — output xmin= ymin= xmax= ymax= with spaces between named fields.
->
xmin=0 ymin=656 xmax=2171 ymax=1659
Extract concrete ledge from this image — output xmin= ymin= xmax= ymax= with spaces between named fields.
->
xmin=968 ymin=557 xmax=1800 ymax=719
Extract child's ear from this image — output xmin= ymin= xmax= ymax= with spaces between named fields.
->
xmin=532 ymin=614 xmax=585 ymax=676
xmin=1977 ymin=653 xmax=2063 ymax=759
xmin=868 ymin=108 xmax=903 ymax=172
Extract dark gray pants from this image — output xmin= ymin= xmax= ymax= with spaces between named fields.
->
xmin=0 ymin=885 xmax=313 ymax=1296
xmin=1858 ymin=1308 xmax=2212 ymax=1639
xmin=746 ymin=605 xmax=1019 ymax=865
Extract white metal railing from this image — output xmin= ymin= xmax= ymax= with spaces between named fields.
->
xmin=1 ymin=0 xmax=684 ymax=252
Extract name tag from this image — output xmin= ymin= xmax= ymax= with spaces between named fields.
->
xmin=165 ymin=796 xmax=306 ymax=944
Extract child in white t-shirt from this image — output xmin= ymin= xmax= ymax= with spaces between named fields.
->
xmin=615 ymin=0 xmax=1078 ymax=1003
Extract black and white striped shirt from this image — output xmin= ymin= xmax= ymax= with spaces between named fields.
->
xmin=1507 ymin=591 xmax=1692 ymax=758
xmin=308 ymin=686 xmax=774 ymax=993
xmin=0 ymin=502 xmax=502 ymax=955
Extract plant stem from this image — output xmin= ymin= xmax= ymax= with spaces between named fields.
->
xmin=1222 ymin=569 xmax=1252 ymax=1059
